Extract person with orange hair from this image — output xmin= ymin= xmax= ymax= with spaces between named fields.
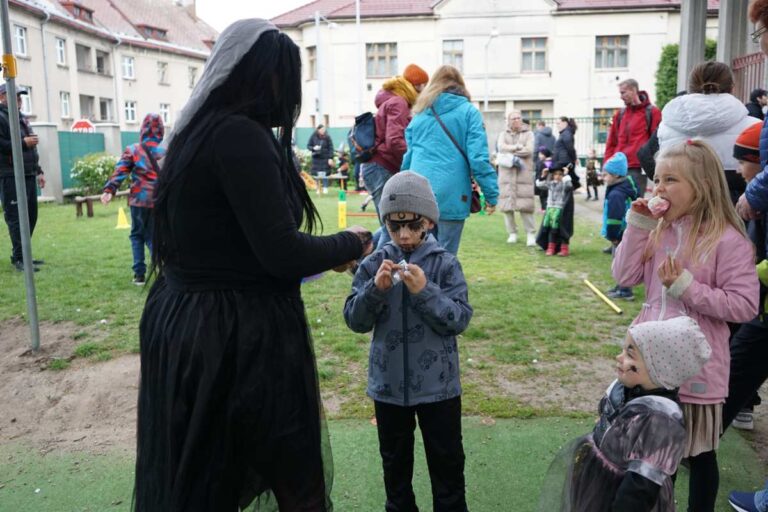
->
xmin=362 ymin=63 xmax=429 ymax=249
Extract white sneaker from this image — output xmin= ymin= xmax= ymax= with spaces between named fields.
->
xmin=322 ymin=187 xmax=328 ymax=194
xmin=733 ymin=410 xmax=754 ymax=431
xmin=506 ymin=233 xmax=517 ymax=244
xmin=526 ymin=233 xmax=537 ymax=247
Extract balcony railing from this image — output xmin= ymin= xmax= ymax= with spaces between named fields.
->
xmin=733 ymin=52 xmax=766 ymax=103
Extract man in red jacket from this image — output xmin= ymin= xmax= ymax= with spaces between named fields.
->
xmin=604 ymin=79 xmax=662 ymax=197
xmin=362 ymin=63 xmax=429 ymax=248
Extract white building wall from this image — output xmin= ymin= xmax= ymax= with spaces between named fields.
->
xmin=3 ymin=6 xmax=207 ymax=132
xmin=290 ymin=1 xmax=724 ymax=128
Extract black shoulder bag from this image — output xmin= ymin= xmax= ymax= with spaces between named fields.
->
xmin=430 ymin=106 xmax=482 ymax=214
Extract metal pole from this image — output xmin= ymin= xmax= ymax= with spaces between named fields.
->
xmin=484 ymin=43 xmax=489 ymax=112
xmin=0 ymin=0 xmax=41 ymax=351
xmin=355 ymin=0 xmax=362 ymax=114
xmin=315 ymin=10 xmax=323 ymax=123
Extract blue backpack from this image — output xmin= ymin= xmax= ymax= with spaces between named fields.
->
xmin=348 ymin=112 xmax=376 ymax=163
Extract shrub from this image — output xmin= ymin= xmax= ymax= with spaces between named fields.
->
xmin=655 ymin=39 xmax=717 ymax=110
xmin=69 ymin=153 xmax=118 ymax=195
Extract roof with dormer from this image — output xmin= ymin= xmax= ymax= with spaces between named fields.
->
xmin=11 ymin=0 xmax=217 ymax=59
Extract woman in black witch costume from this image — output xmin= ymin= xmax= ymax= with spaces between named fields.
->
xmin=134 ymin=19 xmax=371 ymax=511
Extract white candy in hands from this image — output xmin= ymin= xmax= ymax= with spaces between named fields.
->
xmin=648 ymin=196 xmax=670 ymax=217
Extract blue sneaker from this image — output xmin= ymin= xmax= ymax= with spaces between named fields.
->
xmin=729 ymin=491 xmax=759 ymax=512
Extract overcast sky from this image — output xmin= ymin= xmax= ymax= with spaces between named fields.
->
xmin=196 ymin=0 xmax=310 ymax=32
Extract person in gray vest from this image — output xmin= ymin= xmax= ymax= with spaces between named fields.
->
xmin=0 ymin=84 xmax=45 ymax=272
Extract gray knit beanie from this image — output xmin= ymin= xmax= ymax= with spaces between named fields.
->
xmin=379 ymin=171 xmax=440 ymax=223
xmin=628 ymin=316 xmax=711 ymax=390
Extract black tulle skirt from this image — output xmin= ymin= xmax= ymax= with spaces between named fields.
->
xmin=538 ymin=434 xmax=675 ymax=512
xmin=134 ymin=278 xmax=333 ymax=511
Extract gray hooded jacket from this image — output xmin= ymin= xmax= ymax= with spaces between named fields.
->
xmin=344 ymin=235 xmax=472 ymax=406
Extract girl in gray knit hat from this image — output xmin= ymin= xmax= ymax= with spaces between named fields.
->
xmin=344 ymin=171 xmax=473 ymax=511
xmin=539 ymin=316 xmax=711 ymax=512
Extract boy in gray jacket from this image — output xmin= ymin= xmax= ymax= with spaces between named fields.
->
xmin=344 ymin=171 xmax=473 ymax=512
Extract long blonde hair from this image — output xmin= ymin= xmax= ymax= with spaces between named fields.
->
xmin=412 ymin=65 xmax=470 ymax=114
xmin=648 ymin=139 xmax=748 ymax=264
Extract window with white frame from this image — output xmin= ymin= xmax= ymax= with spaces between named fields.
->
xmin=124 ymin=100 xmax=137 ymax=122
xmin=595 ymin=35 xmax=629 ymax=69
xmin=19 ymin=86 xmax=31 ymax=115
xmin=60 ymin=91 xmax=71 ymax=118
xmin=157 ymin=61 xmax=169 ymax=84
xmin=188 ymin=66 xmax=198 ymax=88
xmin=159 ymin=103 xmax=171 ymax=124
xmin=55 ymin=38 xmax=66 ymax=65
xmin=122 ymin=55 xmax=135 ymax=79
xmin=442 ymin=40 xmax=463 ymax=72
xmin=366 ymin=43 xmax=397 ymax=78
xmin=14 ymin=26 xmax=27 ymax=56
xmin=521 ymin=37 xmax=547 ymax=72
xmin=306 ymin=46 xmax=316 ymax=80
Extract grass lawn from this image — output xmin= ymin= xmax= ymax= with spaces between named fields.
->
xmin=1 ymin=418 xmax=764 ymax=511
xmin=1 ymin=191 xmax=766 ymax=511
xmin=1 ymin=192 xmax=643 ymax=416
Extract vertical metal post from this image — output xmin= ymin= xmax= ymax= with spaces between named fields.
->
xmin=315 ymin=11 xmax=323 ymax=123
xmin=0 ymin=0 xmax=40 ymax=350
xmin=355 ymin=0 xmax=362 ymax=114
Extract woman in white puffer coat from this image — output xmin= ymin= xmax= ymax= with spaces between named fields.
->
xmin=658 ymin=61 xmax=760 ymax=203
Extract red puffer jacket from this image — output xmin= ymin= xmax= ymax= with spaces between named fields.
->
xmin=370 ymin=89 xmax=411 ymax=173
xmin=604 ymin=91 xmax=662 ymax=169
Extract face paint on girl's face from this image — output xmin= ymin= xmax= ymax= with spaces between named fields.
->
xmin=615 ymin=334 xmax=656 ymax=390
xmin=385 ymin=212 xmax=434 ymax=253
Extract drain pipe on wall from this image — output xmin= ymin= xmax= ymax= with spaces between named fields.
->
xmin=38 ymin=8 xmax=52 ymax=121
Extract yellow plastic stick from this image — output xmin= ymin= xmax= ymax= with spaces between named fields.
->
xmin=584 ymin=279 xmax=623 ymax=315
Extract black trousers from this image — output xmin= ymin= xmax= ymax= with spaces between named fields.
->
xmin=0 ymin=175 xmax=38 ymax=263
xmin=374 ymin=397 xmax=467 ymax=512
xmin=723 ymin=318 xmax=768 ymax=430
xmin=628 ymin=168 xmax=647 ymax=198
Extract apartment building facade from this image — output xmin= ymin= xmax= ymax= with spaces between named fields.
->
xmin=7 ymin=0 xmax=216 ymax=131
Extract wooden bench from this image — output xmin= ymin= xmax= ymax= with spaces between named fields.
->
xmin=75 ymin=190 xmax=128 ymax=218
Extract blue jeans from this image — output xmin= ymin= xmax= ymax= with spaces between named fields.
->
xmin=431 ymin=220 xmax=465 ymax=255
xmin=362 ymin=162 xmax=393 ymax=249
xmin=130 ymin=206 xmax=152 ymax=276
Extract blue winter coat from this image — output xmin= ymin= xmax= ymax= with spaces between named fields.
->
xmin=343 ymin=235 xmax=472 ymax=406
xmin=602 ymin=176 xmax=638 ymax=242
xmin=749 ymin=117 xmax=768 ymax=258
xmin=401 ymin=92 xmax=499 ymax=221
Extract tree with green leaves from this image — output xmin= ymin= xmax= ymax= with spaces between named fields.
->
xmin=654 ymin=39 xmax=717 ymax=109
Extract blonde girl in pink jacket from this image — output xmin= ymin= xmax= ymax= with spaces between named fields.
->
xmin=612 ymin=139 xmax=759 ymax=512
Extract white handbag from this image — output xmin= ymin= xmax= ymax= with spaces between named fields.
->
xmin=496 ymin=152 xmax=515 ymax=168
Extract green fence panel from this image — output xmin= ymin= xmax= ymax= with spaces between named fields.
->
xmin=295 ymin=126 xmax=352 ymax=152
xmin=58 ymin=132 xmax=105 ymax=191
xmin=121 ymin=131 xmax=140 ymax=151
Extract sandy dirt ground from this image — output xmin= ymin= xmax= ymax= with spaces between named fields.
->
xmin=1 ymin=317 xmax=766 ymax=469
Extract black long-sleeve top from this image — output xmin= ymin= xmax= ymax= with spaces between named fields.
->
xmin=162 ymin=116 xmax=362 ymax=293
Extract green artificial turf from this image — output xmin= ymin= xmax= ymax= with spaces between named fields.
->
xmin=0 ymin=418 xmax=764 ymax=511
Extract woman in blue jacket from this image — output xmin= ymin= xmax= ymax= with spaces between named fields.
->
xmin=402 ymin=65 xmax=499 ymax=255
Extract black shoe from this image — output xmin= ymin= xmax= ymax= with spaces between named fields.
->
xmin=32 ymin=259 xmax=45 ymax=265
xmin=602 ymin=246 xmax=613 ymax=254
xmin=133 ymin=274 xmax=146 ymax=286
xmin=13 ymin=260 xmax=39 ymax=272
xmin=361 ymin=203 xmax=368 ymax=212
